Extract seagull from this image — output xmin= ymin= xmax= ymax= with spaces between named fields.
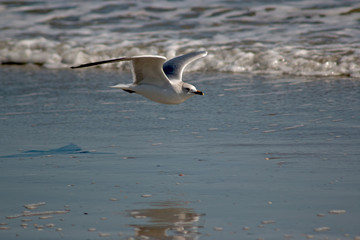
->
xmin=71 ymin=51 xmax=207 ymax=104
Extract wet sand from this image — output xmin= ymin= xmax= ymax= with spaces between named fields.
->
xmin=0 ymin=66 xmax=360 ymax=240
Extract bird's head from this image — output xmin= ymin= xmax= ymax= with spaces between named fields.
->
xmin=182 ymin=83 xmax=204 ymax=96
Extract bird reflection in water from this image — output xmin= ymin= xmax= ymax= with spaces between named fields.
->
xmin=128 ymin=201 xmax=202 ymax=240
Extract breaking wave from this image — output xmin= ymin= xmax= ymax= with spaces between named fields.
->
xmin=1 ymin=0 xmax=360 ymax=77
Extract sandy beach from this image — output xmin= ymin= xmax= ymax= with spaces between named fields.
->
xmin=0 ymin=66 xmax=359 ymax=239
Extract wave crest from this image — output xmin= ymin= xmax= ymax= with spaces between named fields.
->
xmin=1 ymin=37 xmax=359 ymax=78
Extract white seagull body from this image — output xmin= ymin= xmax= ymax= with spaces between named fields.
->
xmin=71 ymin=51 xmax=207 ymax=104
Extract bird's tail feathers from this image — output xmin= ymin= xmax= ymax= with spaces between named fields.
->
xmin=110 ymin=84 xmax=135 ymax=93
xmin=110 ymin=84 xmax=129 ymax=89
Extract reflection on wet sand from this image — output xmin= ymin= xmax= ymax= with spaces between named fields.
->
xmin=128 ymin=201 xmax=202 ymax=240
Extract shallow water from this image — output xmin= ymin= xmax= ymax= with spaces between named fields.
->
xmin=0 ymin=66 xmax=359 ymax=239
xmin=1 ymin=0 xmax=360 ymax=77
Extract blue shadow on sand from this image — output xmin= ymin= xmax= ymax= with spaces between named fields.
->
xmin=0 ymin=143 xmax=113 ymax=159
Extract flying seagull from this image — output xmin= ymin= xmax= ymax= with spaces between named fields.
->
xmin=71 ymin=51 xmax=207 ymax=104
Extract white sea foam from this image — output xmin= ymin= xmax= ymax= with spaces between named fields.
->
xmin=1 ymin=37 xmax=359 ymax=77
xmin=0 ymin=0 xmax=360 ymax=77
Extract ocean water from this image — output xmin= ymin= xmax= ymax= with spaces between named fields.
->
xmin=1 ymin=1 xmax=360 ymax=239
xmin=0 ymin=66 xmax=360 ymax=239
xmin=1 ymin=0 xmax=360 ymax=77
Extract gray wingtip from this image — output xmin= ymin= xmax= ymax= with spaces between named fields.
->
xmin=201 ymin=50 xmax=208 ymax=56
xmin=190 ymin=50 xmax=208 ymax=58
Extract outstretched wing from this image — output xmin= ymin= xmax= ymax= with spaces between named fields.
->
xmin=71 ymin=55 xmax=170 ymax=86
xmin=71 ymin=57 xmax=131 ymax=69
xmin=162 ymin=51 xmax=207 ymax=81
xmin=130 ymin=56 xmax=169 ymax=86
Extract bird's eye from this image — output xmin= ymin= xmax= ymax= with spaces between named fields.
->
xmin=185 ymin=88 xmax=190 ymax=91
